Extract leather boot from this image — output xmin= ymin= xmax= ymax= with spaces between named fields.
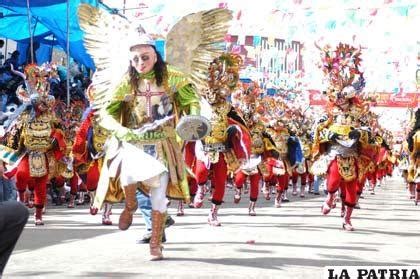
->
xmin=67 ymin=194 xmax=76 ymax=208
xmin=208 ymin=204 xmax=221 ymax=226
xmin=321 ymin=192 xmax=334 ymax=215
xmin=342 ymin=206 xmax=355 ymax=231
xmin=35 ymin=206 xmax=44 ymax=226
xmin=150 ymin=210 xmax=166 ymax=261
xmin=118 ymin=184 xmax=138 ymax=230
xmin=415 ymin=188 xmax=420 ymax=206
xmin=176 ymin=201 xmax=184 ymax=216
xmin=102 ymin=202 xmax=113 ymax=225
xmin=193 ymin=184 xmax=205 ymax=208
xmin=248 ymin=201 xmax=256 ymax=216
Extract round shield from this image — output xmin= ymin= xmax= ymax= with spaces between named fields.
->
xmin=176 ymin=115 xmax=211 ymax=141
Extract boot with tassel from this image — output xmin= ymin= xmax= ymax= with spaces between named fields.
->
xmin=149 ymin=210 xmax=167 ymax=261
xmin=118 ymin=184 xmax=138 ymax=230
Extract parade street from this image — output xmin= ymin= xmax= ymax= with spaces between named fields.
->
xmin=4 ymin=176 xmax=420 ymax=279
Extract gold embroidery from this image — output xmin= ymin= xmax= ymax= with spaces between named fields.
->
xmin=337 ymin=156 xmax=356 ymax=182
xmin=29 ymin=152 xmax=48 ymax=177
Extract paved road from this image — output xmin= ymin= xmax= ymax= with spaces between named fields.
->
xmin=4 ymin=175 xmax=420 ymax=278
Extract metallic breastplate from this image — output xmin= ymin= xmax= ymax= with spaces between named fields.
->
xmin=131 ymin=80 xmax=173 ymax=128
xmin=205 ymin=103 xmax=230 ymax=145
xmin=24 ymin=115 xmax=52 ymax=152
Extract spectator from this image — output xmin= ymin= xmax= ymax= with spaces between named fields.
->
xmin=4 ymin=51 xmax=20 ymax=71
xmin=0 ymin=201 xmax=29 ymax=276
xmin=0 ymin=40 xmax=5 ymax=65
xmin=0 ymin=161 xmax=17 ymax=202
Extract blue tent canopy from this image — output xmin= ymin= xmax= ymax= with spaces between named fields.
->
xmin=0 ymin=0 xmax=107 ymax=69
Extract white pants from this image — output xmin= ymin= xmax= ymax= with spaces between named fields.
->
xmin=149 ymin=172 xmax=169 ymax=213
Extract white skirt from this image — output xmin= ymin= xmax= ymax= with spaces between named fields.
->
xmin=106 ymin=136 xmax=167 ymax=186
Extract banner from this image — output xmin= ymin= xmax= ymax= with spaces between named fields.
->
xmin=308 ymin=90 xmax=420 ymax=108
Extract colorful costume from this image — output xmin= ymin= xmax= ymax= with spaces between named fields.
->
xmin=72 ymin=107 xmax=113 ymax=224
xmin=78 ymin=4 xmax=233 ymax=260
xmin=311 ymin=43 xmax=366 ymax=231
xmin=407 ymin=109 xmax=420 ymax=205
xmin=231 ymin=81 xmax=271 ymax=215
xmin=1 ymin=64 xmax=66 ymax=225
xmin=193 ymin=54 xmax=251 ymax=225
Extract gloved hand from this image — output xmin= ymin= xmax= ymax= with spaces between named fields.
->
xmin=349 ymin=129 xmax=361 ymax=140
xmin=328 ymin=132 xmax=339 ymax=141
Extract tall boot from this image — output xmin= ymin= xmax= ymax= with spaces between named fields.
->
xmin=274 ymin=191 xmax=282 ymax=208
xmin=67 ymin=194 xmax=76 ymax=208
xmin=208 ymin=204 xmax=221 ymax=226
xmin=34 ymin=206 xmax=44 ymax=226
xmin=89 ymin=191 xmax=98 ymax=215
xmin=193 ymin=184 xmax=205 ymax=208
xmin=321 ymin=192 xmax=334 ymax=215
xmin=150 ymin=210 xmax=167 ymax=261
xmin=342 ymin=206 xmax=354 ymax=231
xmin=176 ymin=201 xmax=184 ymax=216
xmin=300 ymin=184 xmax=306 ymax=198
xmin=248 ymin=201 xmax=256 ymax=216
xmin=102 ymin=202 xmax=113 ymax=225
xmin=118 ymin=184 xmax=138 ymax=230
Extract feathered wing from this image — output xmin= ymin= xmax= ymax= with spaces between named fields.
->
xmin=78 ymin=4 xmax=133 ymax=113
xmin=166 ymin=8 xmax=233 ymax=91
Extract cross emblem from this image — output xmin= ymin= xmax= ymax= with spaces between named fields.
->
xmin=135 ymin=82 xmax=165 ymax=117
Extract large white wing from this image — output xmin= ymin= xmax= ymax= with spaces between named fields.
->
xmin=166 ymin=8 xmax=233 ymax=91
xmin=78 ymin=4 xmax=134 ymax=112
